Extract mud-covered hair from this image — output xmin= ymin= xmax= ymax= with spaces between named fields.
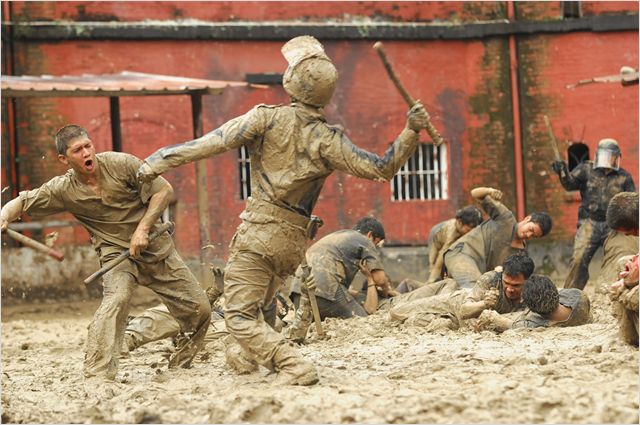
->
xmin=55 ymin=125 xmax=90 ymax=155
xmin=522 ymin=274 xmax=559 ymax=315
xmin=455 ymin=205 xmax=483 ymax=227
xmin=502 ymin=253 xmax=535 ymax=279
xmin=353 ymin=217 xmax=385 ymax=240
xmin=529 ymin=212 xmax=552 ymax=236
xmin=607 ymin=192 xmax=639 ymax=231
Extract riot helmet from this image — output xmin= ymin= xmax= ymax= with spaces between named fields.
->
xmin=594 ymin=138 xmax=621 ymax=170
xmin=281 ymin=36 xmax=338 ymax=107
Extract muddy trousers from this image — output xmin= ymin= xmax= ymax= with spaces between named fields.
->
xmin=125 ymin=305 xmax=225 ymax=350
xmin=443 ymin=252 xmax=482 ymax=289
xmin=84 ymin=250 xmax=211 ymax=380
xmin=563 ymin=219 xmax=610 ymax=290
xmin=223 ymin=251 xmax=291 ymax=370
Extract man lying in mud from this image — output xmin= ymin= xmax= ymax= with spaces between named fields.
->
xmin=136 ymin=35 xmax=432 ymax=385
xmin=443 ymin=187 xmax=552 ymax=289
xmin=390 ymin=253 xmax=535 ymax=330
xmin=0 ymin=125 xmax=211 ymax=394
xmin=397 ymin=205 xmax=483 ymax=293
xmin=476 ymin=274 xmax=592 ymax=331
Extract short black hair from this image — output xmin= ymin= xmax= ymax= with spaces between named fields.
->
xmin=455 ymin=205 xmax=483 ymax=227
xmin=353 ymin=217 xmax=385 ymax=240
xmin=607 ymin=192 xmax=639 ymax=231
xmin=529 ymin=212 xmax=552 ymax=236
xmin=522 ymin=274 xmax=559 ymax=315
xmin=55 ymin=125 xmax=90 ymax=155
xmin=502 ymin=253 xmax=535 ymax=279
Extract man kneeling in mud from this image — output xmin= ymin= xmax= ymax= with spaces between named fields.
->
xmin=390 ymin=253 xmax=535 ymax=330
xmin=476 ymin=275 xmax=592 ymax=331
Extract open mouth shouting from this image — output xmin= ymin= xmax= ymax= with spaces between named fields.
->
xmin=84 ymin=158 xmax=95 ymax=172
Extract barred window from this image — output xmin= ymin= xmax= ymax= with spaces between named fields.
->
xmin=391 ymin=143 xmax=448 ymax=201
xmin=238 ymin=146 xmax=251 ymax=200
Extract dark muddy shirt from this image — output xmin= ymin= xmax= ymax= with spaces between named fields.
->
xmin=465 ymin=270 xmax=524 ymax=314
xmin=19 ymin=152 xmax=173 ymax=263
xmin=290 ymin=229 xmax=384 ymax=301
xmin=558 ymin=162 xmax=635 ymax=222
xmin=144 ymin=103 xmax=419 ymax=218
xmin=512 ymin=288 xmax=592 ymax=328
xmin=445 ymin=196 xmax=523 ymax=274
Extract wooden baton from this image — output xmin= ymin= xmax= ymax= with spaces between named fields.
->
xmin=4 ymin=228 xmax=65 ymax=262
xmin=373 ymin=41 xmax=445 ymax=146
xmin=83 ymin=221 xmax=174 ymax=285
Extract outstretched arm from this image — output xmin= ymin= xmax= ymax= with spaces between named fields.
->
xmin=470 ymin=187 xmax=503 ymax=201
xmin=138 ymin=108 xmax=265 ymax=182
xmin=321 ymin=103 xmax=430 ymax=182
xmin=0 ymin=197 xmax=24 ymax=231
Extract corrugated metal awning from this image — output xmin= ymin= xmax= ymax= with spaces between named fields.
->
xmin=1 ymin=71 xmax=264 ymax=97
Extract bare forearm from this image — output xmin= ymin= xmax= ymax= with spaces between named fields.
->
xmin=470 ymin=187 xmax=494 ymax=200
xmin=363 ymin=282 xmax=380 ymax=315
xmin=137 ymin=186 xmax=173 ymax=233
xmin=460 ymin=301 xmax=488 ymax=319
xmin=1 ymin=197 xmax=24 ymax=228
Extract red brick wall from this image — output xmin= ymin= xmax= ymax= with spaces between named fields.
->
xmin=3 ymin=1 xmax=638 ymax=261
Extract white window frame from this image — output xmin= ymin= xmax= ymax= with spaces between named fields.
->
xmin=238 ymin=145 xmax=251 ymax=200
xmin=391 ymin=143 xmax=448 ymax=202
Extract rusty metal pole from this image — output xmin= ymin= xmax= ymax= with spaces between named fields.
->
xmin=2 ymin=2 xmax=19 ymax=198
xmin=508 ymin=1 xmax=526 ymax=220
xmin=109 ymin=96 xmax=122 ymax=152
xmin=191 ymin=93 xmax=211 ymax=283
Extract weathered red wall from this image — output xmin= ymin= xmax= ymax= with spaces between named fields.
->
xmin=2 ymin=1 xmax=638 ymax=262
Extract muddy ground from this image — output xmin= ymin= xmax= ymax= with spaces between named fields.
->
xmin=1 ymin=285 xmax=638 ymax=424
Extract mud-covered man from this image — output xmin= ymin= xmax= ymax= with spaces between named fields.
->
xmin=477 ymin=275 xmax=592 ymax=332
xmin=551 ymin=138 xmax=635 ymax=289
xmin=397 ymin=205 xmax=483 ymax=293
xmin=136 ymin=36 xmax=432 ymax=385
xmin=284 ymin=217 xmax=394 ymax=342
xmin=598 ymin=192 xmax=639 ymax=285
xmin=390 ymin=253 xmax=535 ymax=329
xmin=609 ymin=254 xmax=639 ymax=346
xmin=0 ymin=125 xmax=211 ymax=391
xmin=443 ymin=187 xmax=552 ymax=289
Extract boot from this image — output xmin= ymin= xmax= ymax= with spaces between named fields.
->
xmin=272 ymin=343 xmax=319 ymax=386
xmin=283 ymin=292 xmax=314 ymax=344
xmin=223 ymin=335 xmax=259 ymax=374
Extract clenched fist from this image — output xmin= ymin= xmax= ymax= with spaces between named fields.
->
xmin=406 ymin=102 xmax=430 ymax=132
xmin=136 ymin=162 xmax=158 ymax=184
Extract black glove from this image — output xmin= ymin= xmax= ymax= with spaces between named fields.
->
xmin=551 ymin=160 xmax=567 ymax=176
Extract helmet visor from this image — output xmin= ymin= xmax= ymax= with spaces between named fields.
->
xmin=594 ymin=149 xmax=620 ymax=170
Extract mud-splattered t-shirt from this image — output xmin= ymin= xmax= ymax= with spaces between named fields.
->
xmin=19 ymin=152 xmax=172 ymax=263
xmin=445 ymin=196 xmax=522 ymax=274
xmin=144 ymin=103 xmax=419 ymax=218
xmin=558 ymin=162 xmax=635 ymax=222
xmin=466 ymin=270 xmax=524 ymax=314
xmin=598 ymin=232 xmax=639 ymax=285
xmin=428 ymin=218 xmax=464 ymax=282
xmin=512 ymin=288 xmax=592 ymax=328
xmin=290 ymin=229 xmax=384 ymax=301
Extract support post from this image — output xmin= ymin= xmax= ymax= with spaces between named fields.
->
xmin=109 ymin=96 xmax=122 ymax=152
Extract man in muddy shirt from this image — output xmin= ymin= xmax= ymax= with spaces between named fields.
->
xmin=397 ymin=205 xmax=483 ymax=293
xmin=477 ymin=275 xmax=592 ymax=331
xmin=598 ymin=192 xmax=639 ymax=285
xmin=136 ymin=36 xmax=432 ymax=385
xmin=390 ymin=253 xmax=535 ymax=328
xmin=552 ymin=139 xmax=635 ymax=289
xmin=0 ymin=125 xmax=211 ymax=388
xmin=443 ymin=187 xmax=552 ymax=289
xmin=609 ymin=254 xmax=639 ymax=346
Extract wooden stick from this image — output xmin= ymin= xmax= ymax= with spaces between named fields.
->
xmin=373 ymin=41 xmax=445 ymax=146
xmin=4 ymin=228 xmax=64 ymax=261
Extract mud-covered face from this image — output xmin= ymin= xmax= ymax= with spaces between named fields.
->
xmin=516 ymin=217 xmax=543 ymax=241
xmin=59 ymin=137 xmax=97 ymax=175
xmin=502 ymin=273 xmax=526 ymax=300
xmin=455 ymin=219 xmax=475 ymax=235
